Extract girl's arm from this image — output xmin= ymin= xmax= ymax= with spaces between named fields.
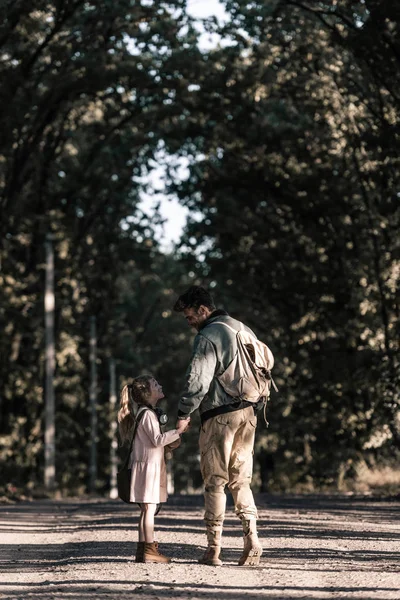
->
xmin=142 ymin=411 xmax=181 ymax=448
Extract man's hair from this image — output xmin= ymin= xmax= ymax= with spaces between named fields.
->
xmin=173 ymin=286 xmax=216 ymax=312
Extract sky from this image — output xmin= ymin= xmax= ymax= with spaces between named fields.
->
xmin=186 ymin=0 xmax=227 ymax=22
xmin=138 ymin=0 xmax=228 ymax=251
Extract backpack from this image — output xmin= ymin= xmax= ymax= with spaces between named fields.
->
xmin=117 ymin=406 xmax=147 ymax=503
xmin=210 ymin=321 xmax=278 ymax=403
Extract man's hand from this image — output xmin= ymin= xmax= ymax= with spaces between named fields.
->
xmin=176 ymin=417 xmax=191 ymax=434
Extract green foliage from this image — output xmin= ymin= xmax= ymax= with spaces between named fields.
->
xmin=0 ymin=0 xmax=200 ymax=494
xmin=169 ymin=0 xmax=400 ymax=491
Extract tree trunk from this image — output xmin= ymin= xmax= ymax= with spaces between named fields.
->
xmin=109 ymin=358 xmax=118 ymax=499
xmin=44 ymin=234 xmax=56 ymax=490
xmin=89 ymin=316 xmax=98 ymax=494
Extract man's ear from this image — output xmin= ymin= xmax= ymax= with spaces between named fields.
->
xmin=199 ymin=305 xmax=210 ymax=317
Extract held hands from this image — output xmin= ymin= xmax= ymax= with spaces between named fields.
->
xmin=176 ymin=417 xmax=191 ymax=435
xmin=165 ymin=418 xmax=190 ymax=461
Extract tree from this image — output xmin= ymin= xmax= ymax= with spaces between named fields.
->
xmin=0 ymin=0 xmax=204 ymax=494
xmin=167 ymin=0 xmax=400 ymax=490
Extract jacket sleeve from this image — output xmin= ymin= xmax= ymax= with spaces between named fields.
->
xmin=141 ymin=411 xmax=180 ymax=447
xmin=178 ymin=334 xmax=217 ymax=418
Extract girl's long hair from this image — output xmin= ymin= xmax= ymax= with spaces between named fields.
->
xmin=117 ymin=375 xmax=153 ymax=445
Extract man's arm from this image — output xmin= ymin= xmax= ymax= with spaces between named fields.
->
xmin=177 ymin=334 xmax=217 ymax=419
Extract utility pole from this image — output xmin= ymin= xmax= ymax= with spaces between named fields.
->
xmin=89 ymin=316 xmax=98 ymax=494
xmin=109 ymin=358 xmax=118 ymax=499
xmin=44 ymin=234 xmax=56 ymax=490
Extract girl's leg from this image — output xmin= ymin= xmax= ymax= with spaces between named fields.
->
xmin=136 ymin=504 xmax=146 ymax=563
xmin=141 ymin=503 xmax=170 ymax=563
xmin=139 ymin=507 xmax=145 ymax=542
xmin=141 ymin=503 xmax=157 ymax=542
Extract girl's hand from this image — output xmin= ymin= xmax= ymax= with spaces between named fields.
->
xmin=176 ymin=418 xmax=190 ymax=434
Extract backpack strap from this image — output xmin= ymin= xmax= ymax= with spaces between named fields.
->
xmin=209 ymin=321 xmax=260 ymax=367
xmin=208 ymin=321 xmax=236 ymax=333
xmin=208 ymin=321 xmax=250 ymax=336
xmin=121 ymin=406 xmax=148 ymax=470
xmin=209 ymin=321 xmax=279 ymax=393
xmin=208 ymin=320 xmax=264 ymax=386
xmin=131 ymin=406 xmax=148 ymax=438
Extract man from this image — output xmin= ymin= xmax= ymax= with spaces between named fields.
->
xmin=173 ymin=285 xmax=262 ymax=566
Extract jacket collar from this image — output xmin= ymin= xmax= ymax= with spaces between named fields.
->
xmin=199 ymin=309 xmax=229 ymax=331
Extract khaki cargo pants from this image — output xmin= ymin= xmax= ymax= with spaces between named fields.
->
xmin=199 ymin=405 xmax=258 ymax=527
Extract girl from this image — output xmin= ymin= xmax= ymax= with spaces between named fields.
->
xmin=118 ymin=375 xmax=189 ymax=563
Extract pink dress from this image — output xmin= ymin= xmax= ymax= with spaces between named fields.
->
xmin=128 ymin=410 xmax=180 ymax=503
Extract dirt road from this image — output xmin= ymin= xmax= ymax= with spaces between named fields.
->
xmin=0 ymin=494 xmax=399 ymax=600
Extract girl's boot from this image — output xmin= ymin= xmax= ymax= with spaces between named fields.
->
xmin=143 ymin=542 xmax=171 ymax=563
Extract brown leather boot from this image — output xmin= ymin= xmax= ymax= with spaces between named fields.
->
xmin=143 ymin=542 xmax=171 ymax=563
xmin=238 ymin=519 xmax=262 ymax=566
xmin=198 ymin=525 xmax=222 ymax=566
xmin=135 ymin=541 xmax=145 ymax=562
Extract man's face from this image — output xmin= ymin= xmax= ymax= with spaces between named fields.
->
xmin=183 ymin=306 xmax=210 ymax=331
